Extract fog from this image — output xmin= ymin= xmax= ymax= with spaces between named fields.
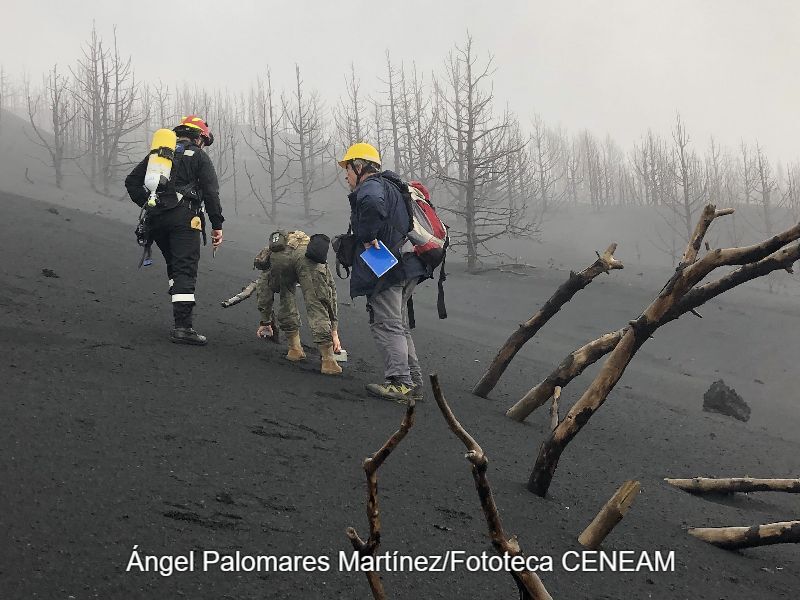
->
xmin=3 ymin=0 xmax=799 ymax=162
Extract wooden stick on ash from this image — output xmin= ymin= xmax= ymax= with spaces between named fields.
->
xmin=220 ymin=279 xmax=258 ymax=308
xmin=688 ymin=520 xmax=800 ymax=550
xmin=665 ymin=477 xmax=800 ymax=494
xmin=431 ymin=374 xmax=553 ymax=600
xmin=578 ymin=480 xmax=641 ymax=550
xmin=473 ymin=244 xmax=623 ymax=398
xmin=346 ymin=400 xmax=416 ymax=600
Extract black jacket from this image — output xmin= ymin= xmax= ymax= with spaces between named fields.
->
xmin=348 ymin=170 xmax=429 ymax=298
xmin=125 ymin=140 xmax=224 ymax=230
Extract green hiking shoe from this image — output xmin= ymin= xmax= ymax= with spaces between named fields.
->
xmin=365 ymin=380 xmax=412 ymax=402
xmin=170 ymin=327 xmax=208 ymax=346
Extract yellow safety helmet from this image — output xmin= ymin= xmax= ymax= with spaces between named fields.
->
xmin=339 ymin=142 xmax=381 ymax=168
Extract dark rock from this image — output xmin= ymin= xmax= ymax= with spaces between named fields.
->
xmin=41 ymin=268 xmax=59 ymax=278
xmin=47 ymin=207 xmax=60 ymax=215
xmin=703 ymin=380 xmax=750 ymax=422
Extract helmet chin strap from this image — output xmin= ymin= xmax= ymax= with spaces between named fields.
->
xmin=352 ymin=162 xmax=376 ymax=186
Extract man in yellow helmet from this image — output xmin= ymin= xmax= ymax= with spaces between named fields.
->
xmin=339 ymin=143 xmax=431 ymax=402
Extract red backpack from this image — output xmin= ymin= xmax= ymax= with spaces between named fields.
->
xmin=402 ymin=180 xmax=449 ymax=322
xmin=405 ymin=181 xmax=449 ymax=269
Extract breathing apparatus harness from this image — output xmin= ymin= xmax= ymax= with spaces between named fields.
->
xmin=135 ymin=139 xmax=207 ymax=268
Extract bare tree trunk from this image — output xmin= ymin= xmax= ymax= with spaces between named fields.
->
xmin=25 ymin=65 xmax=79 ymax=189
xmin=473 ymin=244 xmax=623 ymax=398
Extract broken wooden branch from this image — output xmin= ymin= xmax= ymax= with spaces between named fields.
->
xmin=346 ymin=399 xmax=416 ymax=600
xmin=688 ymin=520 xmax=800 ymax=550
xmin=220 ymin=279 xmax=258 ymax=308
xmin=507 ymin=329 xmax=626 ymax=422
xmin=430 ymin=374 xmax=553 ymax=600
xmin=578 ymin=480 xmax=640 ymax=550
xmin=665 ymin=477 xmax=800 ymax=494
xmin=528 ymin=206 xmax=800 ymax=497
xmin=549 ymin=387 xmax=561 ymax=431
xmin=473 ymin=244 xmax=623 ymax=398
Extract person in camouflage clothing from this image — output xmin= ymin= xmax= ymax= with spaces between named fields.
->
xmin=255 ymin=230 xmax=342 ymax=375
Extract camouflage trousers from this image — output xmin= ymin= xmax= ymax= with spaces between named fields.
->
xmin=256 ymin=245 xmax=338 ymax=345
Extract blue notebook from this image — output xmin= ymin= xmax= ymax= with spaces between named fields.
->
xmin=361 ymin=241 xmax=399 ymax=278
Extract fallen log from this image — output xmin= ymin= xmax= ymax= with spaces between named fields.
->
xmin=473 ymin=244 xmax=623 ymax=398
xmin=431 ymin=374 xmax=553 ymax=600
xmin=578 ymin=480 xmax=640 ymax=550
xmin=688 ymin=520 xmax=800 ymax=550
xmin=665 ymin=477 xmax=800 ymax=494
xmin=346 ymin=399 xmax=416 ymax=599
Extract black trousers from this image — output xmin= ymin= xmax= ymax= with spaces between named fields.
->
xmin=149 ymin=203 xmax=201 ymax=327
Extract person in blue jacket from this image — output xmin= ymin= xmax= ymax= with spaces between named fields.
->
xmin=339 ymin=143 xmax=430 ymax=402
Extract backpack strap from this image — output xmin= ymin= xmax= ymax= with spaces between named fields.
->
xmin=336 ymin=261 xmax=351 ymax=279
xmin=436 ymin=250 xmax=448 ymax=320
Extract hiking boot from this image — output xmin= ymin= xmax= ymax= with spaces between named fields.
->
xmin=286 ymin=331 xmax=306 ymax=361
xmin=410 ymin=383 xmax=424 ymax=402
xmin=170 ymin=327 xmax=207 ymax=346
xmin=319 ymin=343 xmax=342 ymax=376
xmin=366 ymin=379 xmax=412 ymax=402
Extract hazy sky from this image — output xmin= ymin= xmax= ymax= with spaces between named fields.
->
xmin=3 ymin=0 xmax=798 ymax=162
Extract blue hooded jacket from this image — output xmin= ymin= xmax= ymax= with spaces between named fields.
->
xmin=348 ymin=171 xmax=430 ymax=298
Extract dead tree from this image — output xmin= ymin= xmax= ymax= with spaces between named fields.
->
xmin=333 ymin=63 xmax=369 ymax=156
xmin=754 ymin=143 xmax=776 ymax=237
xmin=528 ymin=205 xmax=800 ymax=497
xmin=151 ymin=80 xmax=173 ymax=126
xmin=346 ymin=400 xmax=416 ymax=600
xmin=282 ymin=64 xmax=334 ymax=221
xmin=206 ymin=91 xmax=241 ymax=213
xmin=563 ymin=135 xmax=583 ymax=206
xmin=582 ymin=130 xmax=602 ymax=209
xmin=72 ymin=26 xmax=147 ymax=195
xmin=665 ymin=477 xmax=800 ymax=494
xmin=688 ymin=521 xmax=800 ymax=550
xmin=738 ymin=141 xmax=757 ymax=206
xmin=244 ymin=70 xmax=290 ymax=223
xmin=780 ymin=163 xmax=800 ymax=222
xmin=0 ymin=64 xmax=11 ymax=134
xmin=473 ymin=244 xmax=623 ymax=398
xmin=430 ymin=374 xmax=553 ymax=600
xmin=530 ymin=115 xmax=565 ymax=214
xmin=400 ymin=62 xmax=437 ymax=181
xmin=656 ymin=114 xmax=707 ymax=250
xmin=578 ymin=480 xmax=640 ymax=550
xmin=381 ymin=50 xmax=406 ymax=177
xmin=25 ymin=64 xmax=79 ymax=189
xmin=435 ymin=35 xmax=531 ymax=271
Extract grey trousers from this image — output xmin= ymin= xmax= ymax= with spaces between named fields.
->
xmin=368 ymin=279 xmax=421 ymax=387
